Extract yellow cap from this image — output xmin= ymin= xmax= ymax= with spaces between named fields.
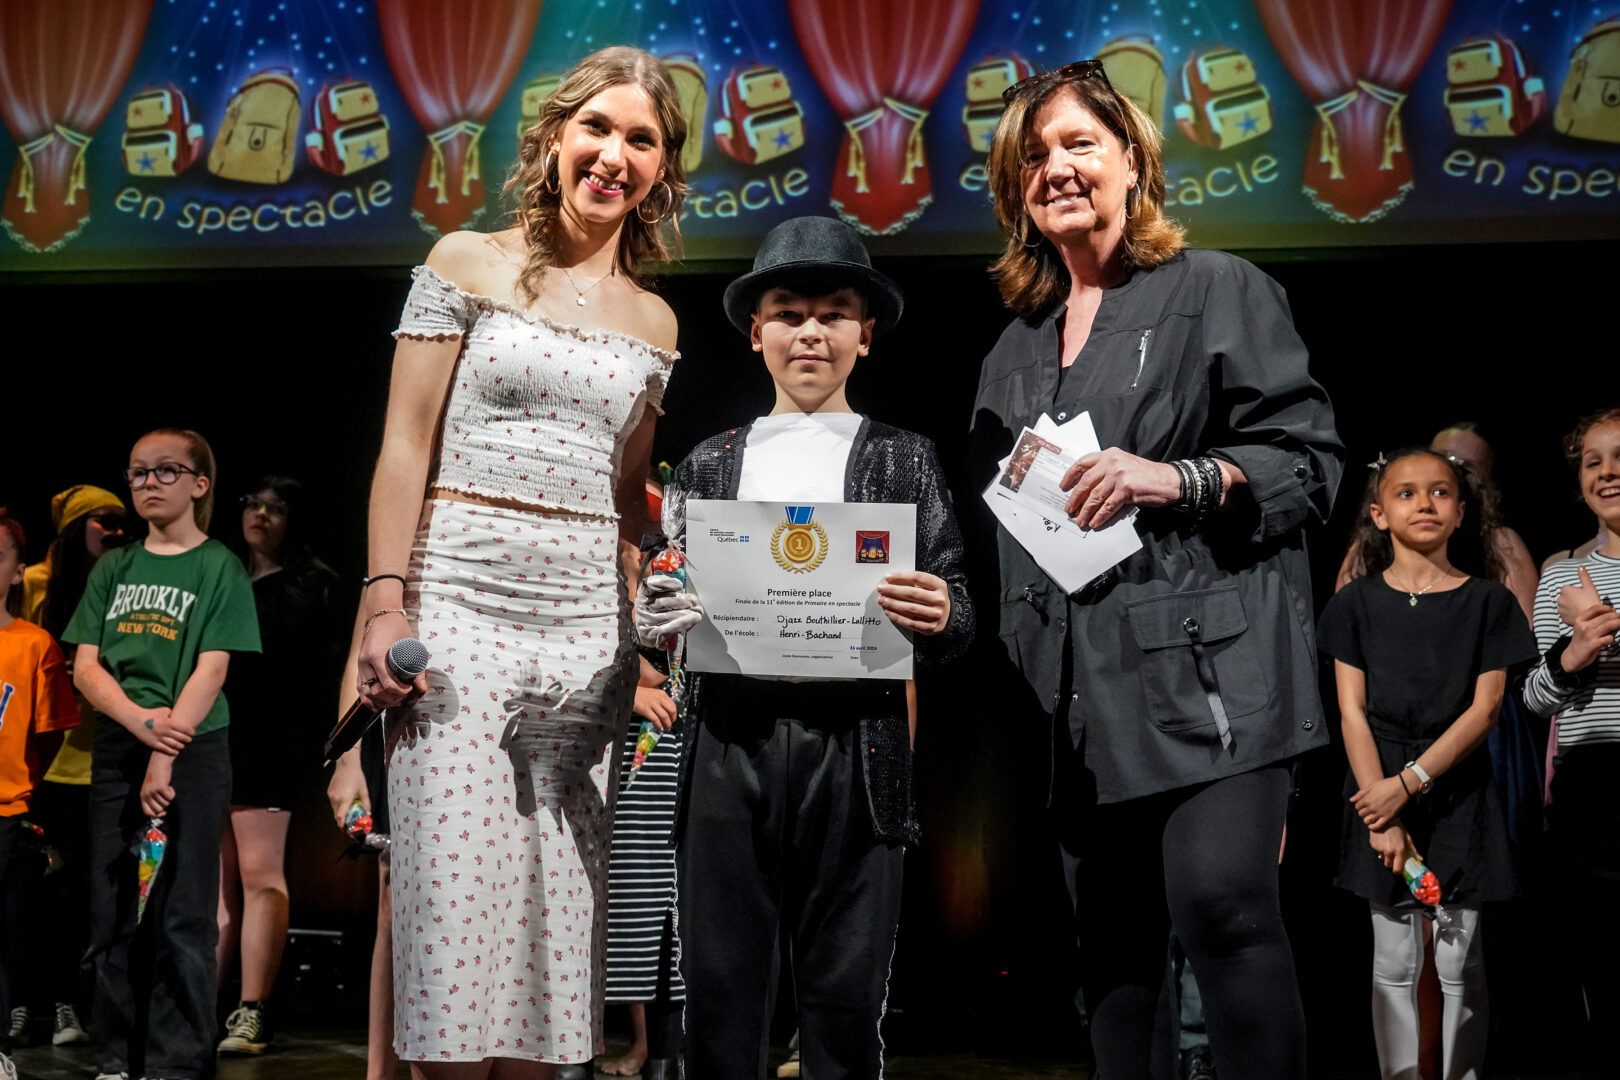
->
xmin=50 ymin=485 xmax=125 ymax=532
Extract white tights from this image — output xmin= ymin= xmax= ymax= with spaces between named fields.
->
xmin=1369 ymin=903 xmax=1487 ymax=1080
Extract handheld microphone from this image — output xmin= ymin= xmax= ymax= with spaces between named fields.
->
xmin=322 ymin=638 xmax=430 ymax=765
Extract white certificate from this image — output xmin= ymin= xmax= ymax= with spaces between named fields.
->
xmin=683 ymin=499 xmax=917 ymax=679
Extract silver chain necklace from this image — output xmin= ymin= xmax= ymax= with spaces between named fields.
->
xmin=560 ymin=264 xmax=613 ymax=307
xmin=1390 ymin=565 xmax=1448 ymax=607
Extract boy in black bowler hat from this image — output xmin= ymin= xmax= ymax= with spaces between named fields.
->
xmin=635 ymin=216 xmax=973 ymax=1079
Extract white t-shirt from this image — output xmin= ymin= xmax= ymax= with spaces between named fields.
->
xmin=736 ymin=412 xmax=863 ymax=501
xmin=734 ymin=410 xmax=864 ymax=683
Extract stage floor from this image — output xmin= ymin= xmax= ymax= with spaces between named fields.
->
xmin=10 ymin=1028 xmax=1590 ymax=1080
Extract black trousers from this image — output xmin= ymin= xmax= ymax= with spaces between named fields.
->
xmin=0 ymin=815 xmax=23 ymax=1055
xmin=26 ymin=779 xmax=92 ymax=1010
xmin=1057 ymin=762 xmax=1305 ymax=1080
xmin=678 ymin=679 xmax=905 ymax=1080
xmin=86 ymin=724 xmax=230 ymax=1080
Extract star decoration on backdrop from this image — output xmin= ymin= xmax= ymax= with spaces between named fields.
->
xmin=362 ymin=140 xmax=379 ymax=160
xmin=1466 ymin=109 xmax=1488 ymax=132
xmin=1238 ymin=112 xmax=1259 ymax=135
xmin=137 ymin=153 xmax=156 ymax=172
xmin=773 ymin=130 xmax=792 ymax=148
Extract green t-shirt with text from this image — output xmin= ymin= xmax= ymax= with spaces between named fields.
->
xmin=63 ymin=539 xmax=260 ymax=736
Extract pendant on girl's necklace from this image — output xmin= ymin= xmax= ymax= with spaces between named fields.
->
xmin=577 ymin=296 xmax=586 ymax=306
xmin=1409 ymin=596 xmax=1419 ymax=607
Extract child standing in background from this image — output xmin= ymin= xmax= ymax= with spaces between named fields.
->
xmin=64 ymin=429 xmax=260 ymax=1080
xmin=0 ymin=512 xmax=81 ymax=1080
xmin=1522 ymin=408 xmax=1620 ymax=1080
xmin=1319 ymin=448 xmax=1536 ymax=1080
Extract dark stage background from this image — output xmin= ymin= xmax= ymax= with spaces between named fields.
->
xmin=4 ymin=240 xmax=1605 ymax=1073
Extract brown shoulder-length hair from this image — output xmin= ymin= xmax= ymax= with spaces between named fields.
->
xmin=988 ymin=72 xmax=1183 ymax=317
xmin=504 ymin=46 xmax=689 ymax=301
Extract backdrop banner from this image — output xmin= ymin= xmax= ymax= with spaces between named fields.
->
xmin=3 ymin=0 xmax=1616 ymax=269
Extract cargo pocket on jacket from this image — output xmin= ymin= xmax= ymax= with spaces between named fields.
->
xmin=1124 ymin=583 xmax=1272 ymax=749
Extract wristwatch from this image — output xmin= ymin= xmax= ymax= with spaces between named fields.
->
xmin=1404 ymin=760 xmax=1434 ymax=796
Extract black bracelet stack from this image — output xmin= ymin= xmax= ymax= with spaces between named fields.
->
xmin=1171 ymin=456 xmax=1225 ymax=526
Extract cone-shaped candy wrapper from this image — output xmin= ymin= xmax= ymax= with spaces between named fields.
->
xmin=1402 ymin=846 xmax=1460 ymax=932
xmin=136 ymin=817 xmax=168 ymax=924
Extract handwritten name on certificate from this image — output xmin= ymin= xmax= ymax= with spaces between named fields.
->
xmin=683 ymin=500 xmax=917 ymax=679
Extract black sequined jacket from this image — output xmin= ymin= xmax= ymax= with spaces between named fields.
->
xmin=662 ymin=417 xmax=973 ymax=843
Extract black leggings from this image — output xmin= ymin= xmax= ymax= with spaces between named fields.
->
xmin=1059 ymin=765 xmax=1304 ymax=1080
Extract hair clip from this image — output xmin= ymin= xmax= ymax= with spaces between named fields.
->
xmin=1367 ymin=451 xmax=1388 ymax=471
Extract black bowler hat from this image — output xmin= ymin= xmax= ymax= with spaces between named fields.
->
xmin=722 ymin=215 xmax=904 ymax=337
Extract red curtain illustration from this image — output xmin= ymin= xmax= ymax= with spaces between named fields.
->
xmin=789 ymin=0 xmax=980 ymax=235
xmin=376 ymin=0 xmax=542 ymax=236
xmin=1256 ymin=0 xmax=1453 ymax=223
xmin=0 ymin=0 xmax=153 ymax=253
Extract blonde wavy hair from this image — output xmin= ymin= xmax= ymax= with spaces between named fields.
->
xmin=988 ymin=70 xmax=1183 ymax=317
xmin=504 ymin=46 xmax=688 ymax=300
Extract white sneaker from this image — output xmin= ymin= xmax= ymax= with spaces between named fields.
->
xmin=94 ymin=1074 xmax=129 ymax=1080
xmin=52 ymin=1001 xmax=90 ymax=1045
xmin=0 ymin=1049 xmax=18 ymax=1080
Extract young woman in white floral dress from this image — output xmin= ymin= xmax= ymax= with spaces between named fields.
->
xmin=332 ymin=46 xmax=687 ymax=1079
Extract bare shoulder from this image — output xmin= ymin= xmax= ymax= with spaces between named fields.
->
xmin=424 ymin=229 xmax=520 ymax=295
xmin=623 ymin=287 xmax=679 ymax=354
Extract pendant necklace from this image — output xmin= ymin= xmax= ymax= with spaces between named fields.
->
xmin=1390 ymin=566 xmax=1447 ymax=607
xmin=561 ymin=264 xmax=613 ymax=307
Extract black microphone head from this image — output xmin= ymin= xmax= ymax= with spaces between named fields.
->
xmin=386 ymin=637 xmax=430 ymax=680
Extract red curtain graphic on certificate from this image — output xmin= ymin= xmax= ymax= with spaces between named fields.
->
xmin=376 ymin=0 xmax=542 ymax=236
xmin=1255 ymin=0 xmax=1454 ymax=223
xmin=789 ymin=0 xmax=980 ymax=235
xmin=0 ymin=0 xmax=153 ymax=253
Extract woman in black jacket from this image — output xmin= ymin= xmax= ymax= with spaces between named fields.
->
xmin=970 ymin=61 xmax=1343 ymax=1078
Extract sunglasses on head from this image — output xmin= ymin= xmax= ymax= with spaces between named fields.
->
xmin=1002 ymin=59 xmax=1114 ymax=104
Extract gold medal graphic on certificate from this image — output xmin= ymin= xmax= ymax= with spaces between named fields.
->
xmin=770 ymin=505 xmax=828 ymax=573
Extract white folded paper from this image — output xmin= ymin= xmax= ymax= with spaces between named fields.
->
xmin=981 ymin=411 xmax=1142 ymax=595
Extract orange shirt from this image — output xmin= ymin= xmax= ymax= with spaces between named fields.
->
xmin=0 ymin=618 xmax=80 ymax=816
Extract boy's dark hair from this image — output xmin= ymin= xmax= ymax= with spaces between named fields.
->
xmin=0 ymin=513 xmax=24 ymax=618
xmin=753 ymin=277 xmax=872 ymax=320
xmin=1342 ymin=448 xmax=1504 ymax=584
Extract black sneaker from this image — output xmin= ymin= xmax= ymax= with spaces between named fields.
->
xmin=217 ymin=1002 xmax=271 ymax=1055
xmin=1181 ymin=1045 xmax=1217 ymax=1080
xmin=4 ymin=1007 xmax=26 ymax=1047
xmin=53 ymin=1001 xmax=91 ymax=1046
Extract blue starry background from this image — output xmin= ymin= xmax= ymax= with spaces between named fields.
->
xmin=2 ymin=0 xmax=1618 ymax=270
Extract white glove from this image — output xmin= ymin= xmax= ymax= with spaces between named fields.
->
xmin=635 ymin=573 xmax=704 ymax=647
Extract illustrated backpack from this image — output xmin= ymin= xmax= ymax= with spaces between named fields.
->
xmin=1098 ymin=36 xmax=1167 ymax=131
xmin=1443 ymin=33 xmax=1545 ymax=137
xmin=662 ymin=54 xmax=708 ymax=175
xmin=305 ymin=78 xmax=390 ymax=176
xmin=714 ymin=64 xmax=805 ymax=166
xmin=122 ymin=85 xmax=203 ymax=177
xmin=1174 ymin=46 xmax=1273 ymax=150
xmin=208 ymin=69 xmax=300 ymax=184
xmin=1554 ymin=16 xmax=1620 ymax=143
xmin=961 ymin=54 xmax=1034 ymax=152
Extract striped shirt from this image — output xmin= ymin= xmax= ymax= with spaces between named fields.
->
xmin=1523 ymin=549 xmax=1620 ymax=749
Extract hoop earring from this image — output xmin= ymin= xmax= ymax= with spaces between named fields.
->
xmin=540 ymin=149 xmax=559 ymax=195
xmin=1124 ymin=184 xmax=1139 ymax=220
xmin=1020 ymin=219 xmax=1044 ymax=250
xmin=637 ymin=179 xmax=674 ymax=225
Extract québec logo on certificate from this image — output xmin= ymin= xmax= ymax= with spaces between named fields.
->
xmin=684 ymin=500 xmax=917 ymax=680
